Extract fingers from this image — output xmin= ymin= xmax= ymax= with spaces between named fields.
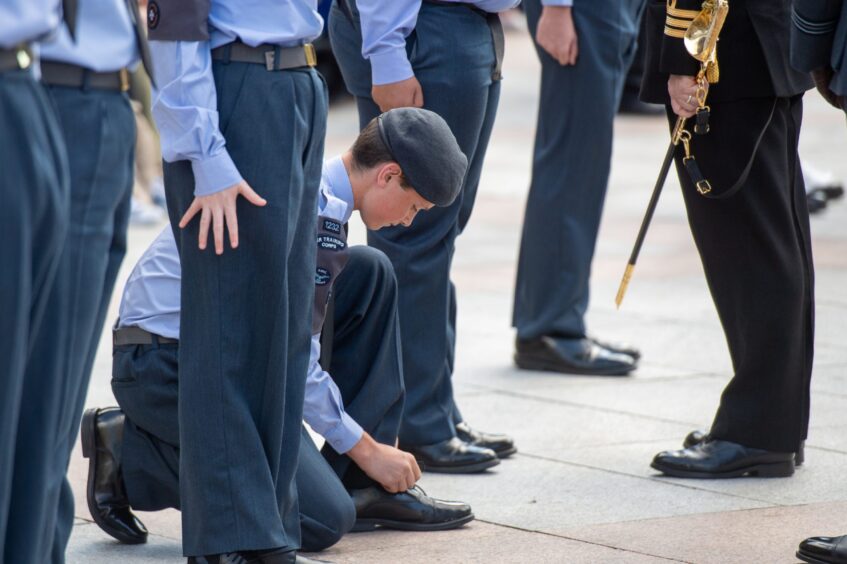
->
xmin=411 ymin=457 xmax=422 ymax=482
xmin=568 ymin=37 xmax=578 ymax=65
xmin=198 ymin=207 xmax=211 ymax=250
xmin=225 ymin=205 xmax=239 ymax=249
xmin=413 ymin=83 xmax=424 ymax=108
xmin=240 ymin=182 xmax=267 ymax=207
xmin=179 ymin=199 xmax=201 ymax=229
xmin=213 ymin=206 xmax=224 ymax=255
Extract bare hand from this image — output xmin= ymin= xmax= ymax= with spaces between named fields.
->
xmin=811 ymin=67 xmax=843 ymax=110
xmin=535 ymin=6 xmax=578 ymax=66
xmin=179 ymin=180 xmax=267 ymax=255
xmin=372 ymin=76 xmax=424 ymax=112
xmin=668 ymin=74 xmax=704 ymax=118
xmin=347 ymin=433 xmax=421 ymax=493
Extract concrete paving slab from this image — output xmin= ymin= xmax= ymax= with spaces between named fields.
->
xmin=811 ymin=363 xmax=847 ymax=397
xmin=526 ymin=440 xmax=847 ymax=506
xmin=417 ymin=455 xmax=769 ymax=533
xmin=319 ymin=522 xmax=679 ymax=564
xmin=556 ymin=501 xmax=847 ymax=564
xmin=67 ymin=522 xmax=182 ymax=563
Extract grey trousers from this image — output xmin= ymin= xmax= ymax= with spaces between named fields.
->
xmin=113 ymin=246 xmax=404 ymax=552
xmin=513 ymin=0 xmax=643 ymax=340
xmin=0 ymin=68 xmax=69 ymax=564
xmin=163 ymin=63 xmax=327 ymax=555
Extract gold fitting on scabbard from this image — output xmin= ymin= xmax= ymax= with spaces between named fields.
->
xmin=615 ymin=264 xmax=635 ymax=309
xmin=696 ymin=180 xmax=712 ymax=195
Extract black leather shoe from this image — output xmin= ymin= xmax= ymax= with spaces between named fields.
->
xmin=683 ymin=430 xmax=805 ymax=466
xmin=589 ymin=336 xmax=641 ymax=361
xmin=81 ymin=407 xmax=148 ymax=544
xmin=514 ymin=336 xmax=637 ymax=376
xmin=651 ymin=439 xmax=795 ymax=479
xmin=188 ymin=549 xmax=331 ymax=564
xmin=455 ymin=421 xmax=516 ymax=458
xmin=350 ymin=485 xmax=474 ymax=532
xmin=402 ymin=437 xmax=499 ymax=474
xmin=797 ymin=535 xmax=847 ymax=564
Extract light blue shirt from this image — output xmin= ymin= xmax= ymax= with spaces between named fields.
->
xmin=357 ymin=0 xmax=521 ymax=86
xmin=150 ymin=1 xmax=323 ymax=197
xmin=117 ymin=155 xmax=364 ymax=454
xmin=0 ymin=0 xmax=62 ymax=48
xmin=40 ymin=0 xmax=140 ymax=72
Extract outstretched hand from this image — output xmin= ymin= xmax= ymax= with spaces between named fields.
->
xmin=179 ymin=180 xmax=267 ymax=255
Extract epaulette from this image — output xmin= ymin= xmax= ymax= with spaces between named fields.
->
xmin=665 ymin=0 xmax=699 ymax=38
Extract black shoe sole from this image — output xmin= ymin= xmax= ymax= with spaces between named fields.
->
xmin=81 ymin=408 xmax=147 ymax=545
xmin=494 ymin=446 xmax=517 ymax=459
xmin=796 ymin=550 xmax=837 ymax=564
xmin=351 ymin=513 xmax=474 ymax=533
xmin=418 ymin=457 xmax=500 ymax=474
xmin=650 ymin=459 xmax=795 ymax=479
xmin=514 ymin=354 xmax=634 ymax=377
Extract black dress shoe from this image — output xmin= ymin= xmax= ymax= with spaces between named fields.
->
xmin=350 ymin=485 xmax=474 ymax=532
xmin=514 ymin=336 xmax=637 ymax=376
xmin=683 ymin=430 xmax=805 ymax=466
xmin=651 ymin=439 xmax=795 ymax=479
xmin=401 ymin=437 xmax=499 ymax=474
xmin=588 ymin=336 xmax=641 ymax=361
xmin=455 ymin=421 xmax=516 ymax=459
xmin=188 ymin=549 xmax=330 ymax=564
xmin=81 ymin=407 xmax=148 ymax=544
xmin=797 ymin=535 xmax=847 ymax=564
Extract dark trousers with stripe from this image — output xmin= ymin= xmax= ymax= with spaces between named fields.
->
xmin=40 ymin=85 xmax=136 ymax=564
xmin=113 ymin=246 xmax=404 ymax=551
xmin=0 ymin=68 xmax=69 ymax=564
xmin=671 ymin=96 xmax=815 ymax=452
xmin=163 ymin=63 xmax=327 ymax=555
xmin=329 ymin=0 xmax=501 ymax=445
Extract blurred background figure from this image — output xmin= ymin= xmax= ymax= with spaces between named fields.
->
xmin=803 ymin=159 xmax=845 ymax=214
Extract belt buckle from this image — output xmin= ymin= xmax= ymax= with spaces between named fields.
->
xmin=304 ymin=43 xmax=317 ymax=67
xmin=15 ymin=46 xmax=31 ymax=70
xmin=119 ymin=68 xmax=130 ymax=91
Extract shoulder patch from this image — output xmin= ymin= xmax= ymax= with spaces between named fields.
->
xmin=147 ymin=1 xmax=160 ymax=30
xmin=322 ymin=219 xmax=342 ymax=234
xmin=317 ymin=234 xmax=346 ymax=251
xmin=315 ymin=267 xmax=331 ymax=286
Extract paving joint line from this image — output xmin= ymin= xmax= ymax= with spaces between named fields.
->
xmin=475 ymin=518 xmax=691 ymax=563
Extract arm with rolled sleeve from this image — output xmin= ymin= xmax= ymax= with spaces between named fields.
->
xmin=303 ymin=335 xmax=364 ymax=454
xmin=150 ymin=40 xmax=243 ymax=196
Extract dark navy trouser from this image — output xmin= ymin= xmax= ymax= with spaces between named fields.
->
xmin=37 ymin=86 xmax=136 ymax=564
xmin=164 ymin=63 xmax=327 ymax=556
xmin=513 ymin=0 xmax=642 ymax=340
xmin=112 ymin=246 xmax=404 ymax=552
xmin=330 ymin=0 xmax=501 ymax=445
xmin=0 ymin=68 xmax=69 ymax=564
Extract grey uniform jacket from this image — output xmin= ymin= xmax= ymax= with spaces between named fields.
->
xmin=791 ymin=0 xmax=847 ymax=95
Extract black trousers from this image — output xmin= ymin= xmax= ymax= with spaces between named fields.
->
xmin=670 ymin=95 xmax=815 ymax=453
xmin=113 ymin=246 xmax=404 ymax=552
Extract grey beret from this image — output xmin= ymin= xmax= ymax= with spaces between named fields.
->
xmin=377 ymin=108 xmax=468 ymax=207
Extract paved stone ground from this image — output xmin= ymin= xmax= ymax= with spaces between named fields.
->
xmin=67 ymin=26 xmax=847 ymax=563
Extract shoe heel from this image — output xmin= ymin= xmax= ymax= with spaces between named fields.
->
xmin=80 ymin=408 xmax=97 ymax=459
xmin=753 ymin=460 xmax=795 ymax=478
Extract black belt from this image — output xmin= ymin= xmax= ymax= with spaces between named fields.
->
xmin=41 ymin=61 xmax=130 ymax=91
xmin=336 ymin=0 xmax=504 ymax=81
xmin=211 ymin=41 xmax=317 ymax=71
xmin=113 ymin=326 xmax=178 ymax=346
xmin=0 ymin=45 xmax=33 ymax=73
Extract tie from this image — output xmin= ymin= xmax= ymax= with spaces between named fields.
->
xmin=63 ymin=0 xmax=78 ymax=40
xmin=123 ymin=0 xmax=156 ymax=87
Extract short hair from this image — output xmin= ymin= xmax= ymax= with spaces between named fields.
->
xmin=351 ymin=117 xmax=410 ymax=188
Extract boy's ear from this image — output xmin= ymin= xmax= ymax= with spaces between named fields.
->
xmin=377 ymin=162 xmax=403 ymax=186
